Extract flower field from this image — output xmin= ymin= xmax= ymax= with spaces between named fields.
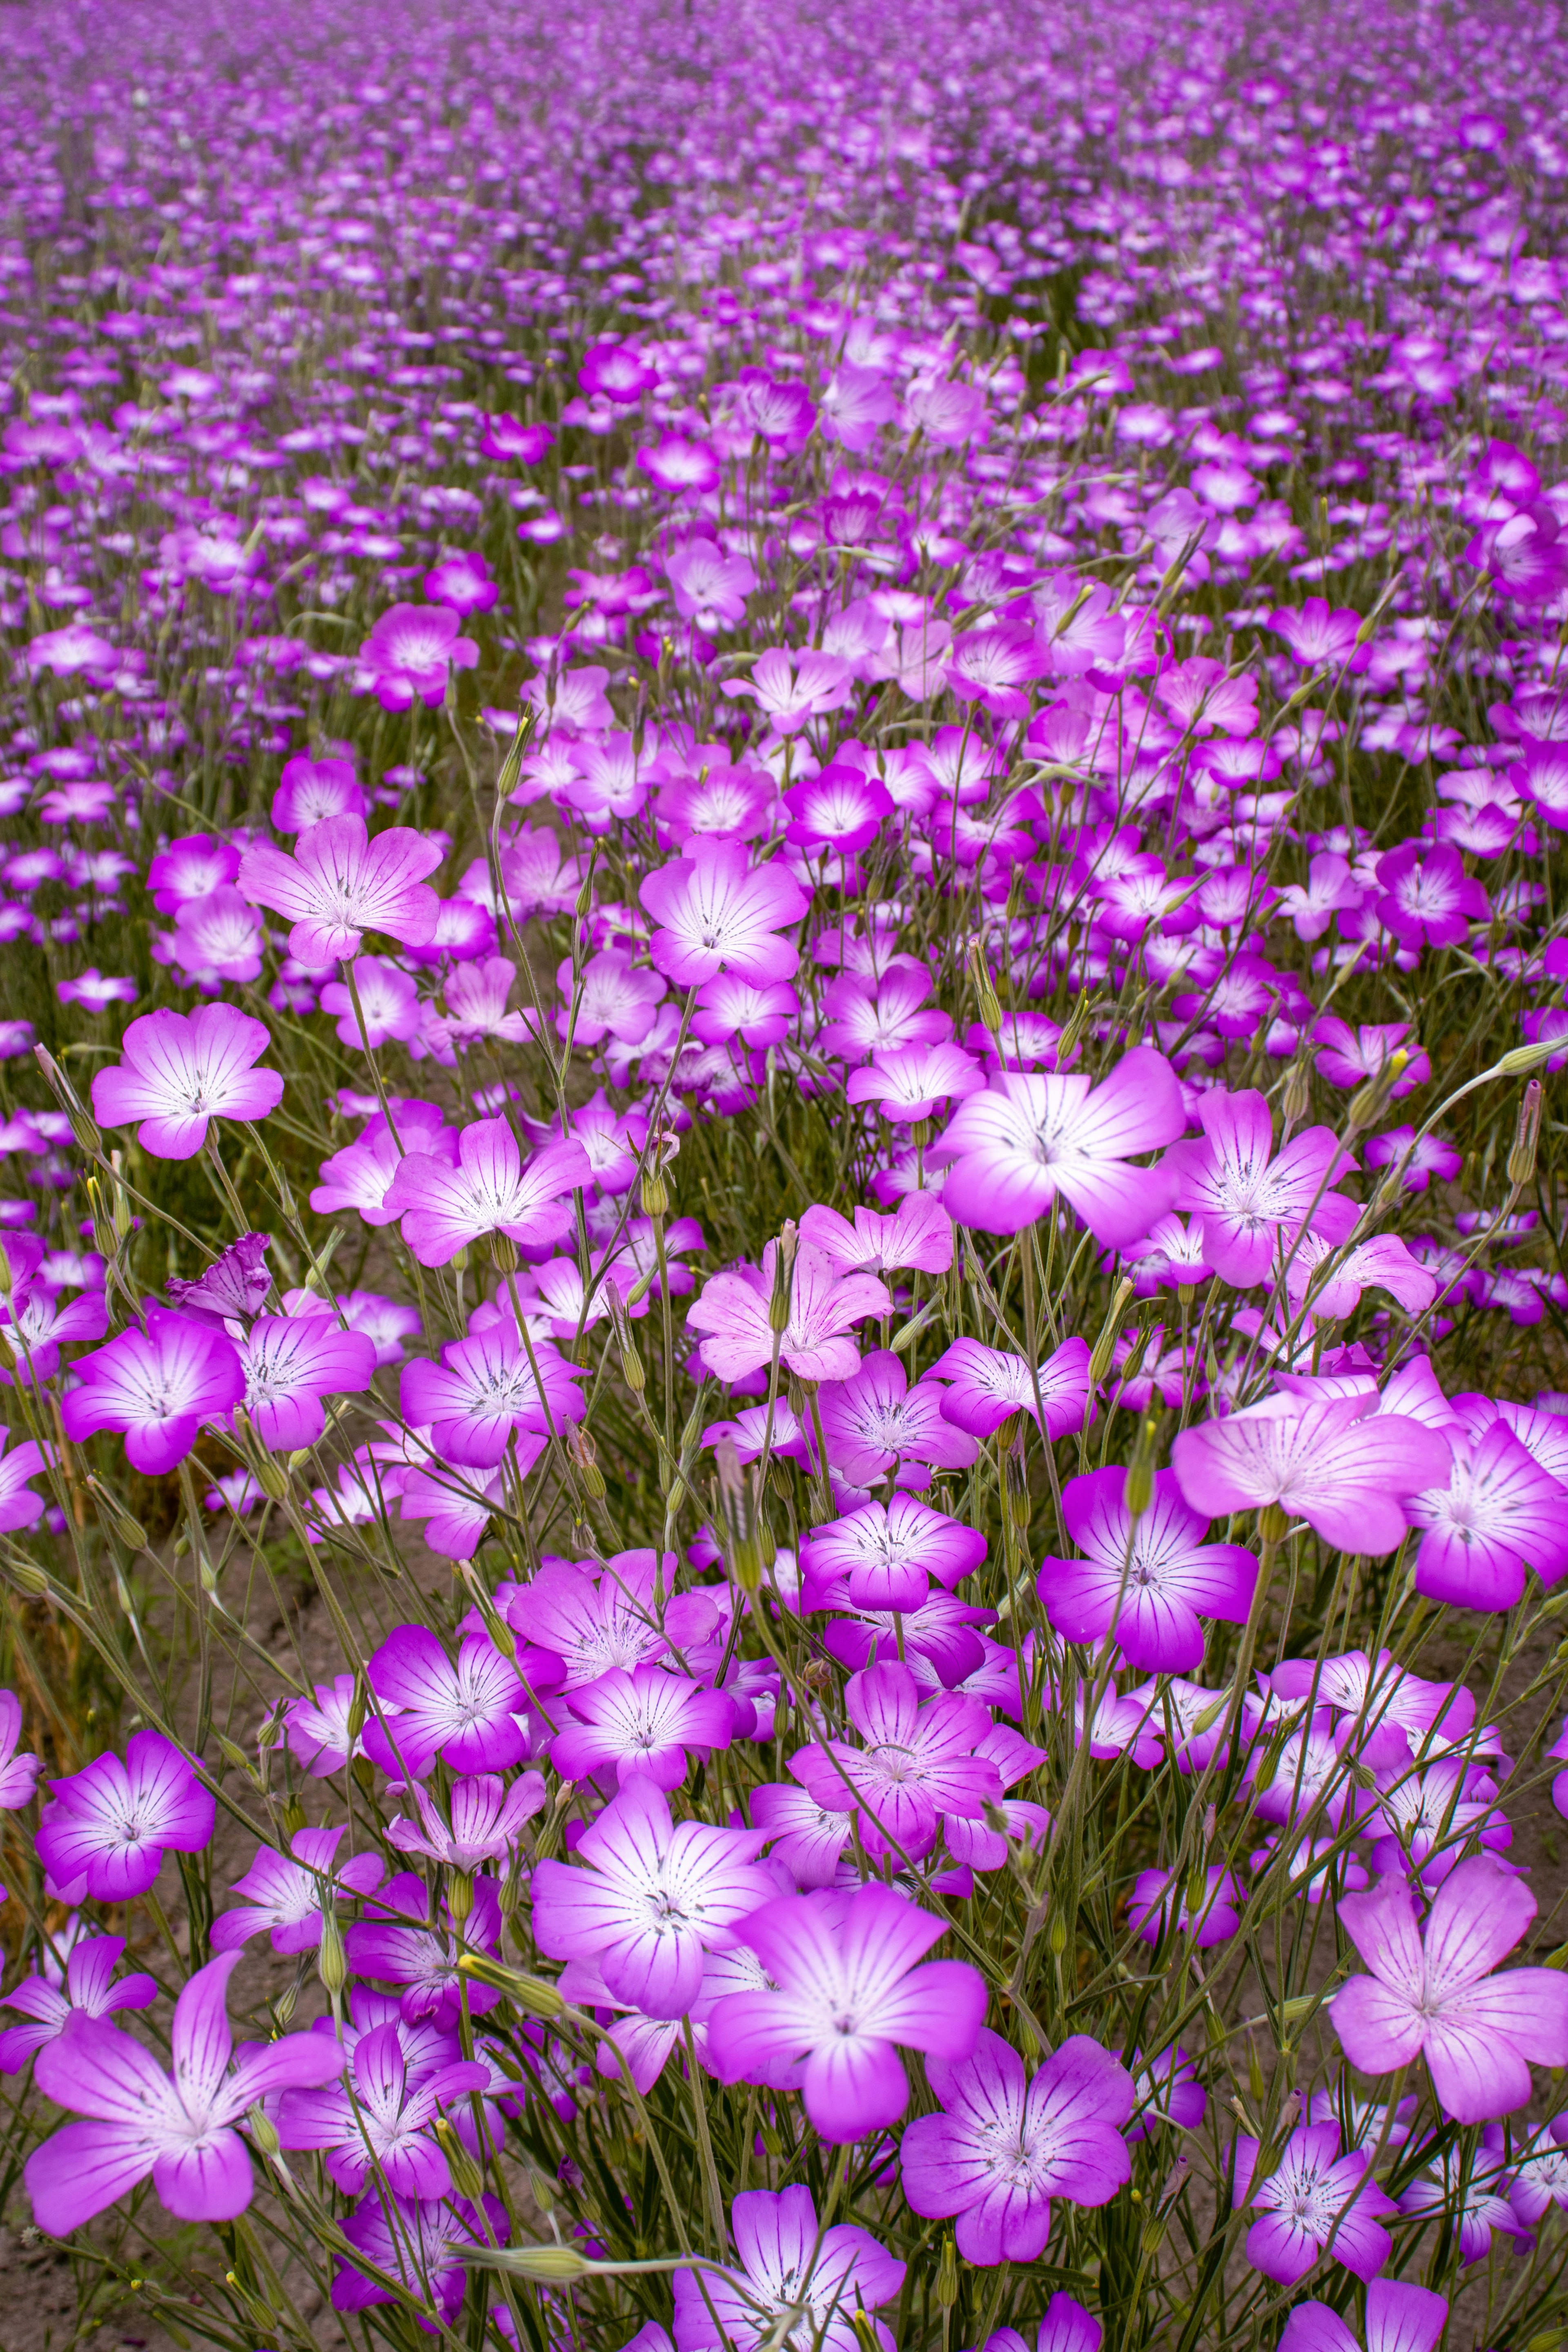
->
xmin=3 ymin=0 xmax=1568 ymax=2346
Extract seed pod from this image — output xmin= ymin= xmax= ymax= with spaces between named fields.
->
xmin=1509 ymin=1078 xmax=1544 ymax=1190
xmin=317 ymin=1909 xmax=346 ymax=1998
xmin=935 ymin=2243 xmax=959 ymax=2312
xmin=1088 ymin=1277 xmax=1136 ymax=1389
xmin=768 ymin=1221 xmax=799 ymax=1336
xmin=490 ymin=1230 xmax=520 ymax=1274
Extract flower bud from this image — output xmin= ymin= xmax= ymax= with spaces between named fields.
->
xmin=768 ymin=1223 xmax=799 ymax=1337
xmin=457 ymin=1950 xmax=566 ymax=2016
xmin=1509 ymin=1078 xmax=1544 ymax=1191
xmin=1088 ymin=1277 xmax=1136 ymax=1390
xmin=566 ymin=1425 xmax=608 ymax=1501
xmin=968 ymin=944 xmax=1003 ymax=1035
xmin=1125 ymin=1414 xmax=1162 ymax=1521
xmin=1258 ymin=1500 xmax=1290 ymax=1545
xmin=489 ymin=1230 xmax=520 ymax=1274
xmin=317 ymin=1908 xmax=346 ymax=1998
xmin=87 ymin=1475 xmax=146 ymax=1551
xmin=433 ymin=2115 xmax=488 ymax=2201
xmin=447 ymin=1868 xmax=474 ymax=1924
xmin=641 ymin=1165 xmax=669 ymax=1220
xmin=247 ymin=2103 xmax=282 ymax=2160
xmin=281 ymin=1797 xmax=307 ymax=1837
xmin=508 ymin=2246 xmax=590 ymax=2282
xmin=935 ymin=2244 xmax=959 ymax=2313
xmin=1281 ymin=1057 xmax=1312 ymax=1126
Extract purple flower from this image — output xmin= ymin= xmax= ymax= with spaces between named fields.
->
xmin=231 ymin=1314 xmax=376 ymax=1450
xmin=802 ymin=1494 xmax=986 ymax=1611
xmin=1163 ymin=1088 xmax=1358 ymax=1287
xmin=345 ymin=1873 xmax=503 ymax=2029
xmin=165 ymin=1231 xmax=273 ymax=1326
xmin=815 ymin=1350 xmax=979 ymax=1486
xmin=1039 ymin=1468 xmax=1258 ymax=1671
xmin=551 ymin=1665 xmax=736 ymax=1789
xmin=982 ymin=2296 xmax=1101 ymax=2352
xmin=1312 ymin=1018 xmax=1430 ymax=1095
xmin=383 ymin=1118 xmax=590 ymax=1266
xmin=798 ymin=1192 xmax=954 ymax=1277
xmin=0 ymin=1689 xmax=38 ymax=1808
xmin=1408 ymin=1412 xmax=1568 ymax=1609
xmin=36 ymin=1731 xmax=215 ymax=1903
xmin=1398 ymin=2144 xmax=1525 ymax=2261
xmin=1171 ymin=1392 xmax=1452 ymax=1555
xmin=91 ymin=1005 xmax=283 ymax=1160
xmin=706 ymin=1882 xmax=987 ymax=2139
xmin=1330 ymin=1854 xmax=1568 ymax=2121
xmin=1374 ymin=840 xmax=1490 ymax=947
xmin=788 ymin=1661 xmax=999 ymax=1861
xmin=1279 ymin=2281 xmax=1448 ymax=2352
xmin=0 ymin=1930 xmax=157 ymax=2074
xmin=25 ymin=1951 xmax=345 ymax=2232
xmin=688 ymin=1240 xmax=890 ymax=1385
xmin=311 ymin=1099 xmax=459 ymax=1226
xmin=276 ymin=2020 xmax=490 ymax=2197
xmin=900 ymin=2027 xmax=1132 ymax=2263
xmin=283 ymin=1675 xmax=366 ymax=1777
xmin=238 ymin=815 xmax=445 ymax=966
xmin=0 ymin=1430 xmax=50 ymax=1531
xmin=928 ymin=1334 xmax=1091 ymax=1439
xmin=1125 ymin=2044 xmax=1207 ymax=2138
xmin=60 ymin=1305 xmax=245 ymax=1475
xmin=387 ymin=1771 xmax=547 ymax=1869
xmin=532 ymin=1775 xmax=773 ymax=2018
xmin=332 ymin=2191 xmax=509 ymax=2326
xmin=210 ymin=1824 xmax=384 ymax=1955
xmin=639 ymin=834 xmax=808 ymax=986
xmin=358 ymin=601 xmax=479 ymax=709
xmin=673 ymin=2186 xmax=903 ymax=2352
xmin=1127 ymin=1866 xmax=1241 ymax=1948
xmin=399 ymin=1320 xmax=584 ymax=1459
xmin=365 ymin=1627 xmax=531 ymax=1779
xmin=1233 ymin=2120 xmax=1396 ymax=2282
xmin=272 ymin=753 xmax=364 ymax=832
xmin=931 ymin=1049 xmax=1186 ymax=1243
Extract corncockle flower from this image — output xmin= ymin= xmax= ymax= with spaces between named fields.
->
xmin=400 ymin=1319 xmax=584 ymax=1461
xmin=0 ymin=1427 xmax=51 ymax=1526
xmin=345 ymin=1873 xmax=503 ymax=2029
xmin=238 ymin=816 xmax=444 ymax=965
xmin=983 ymin=2299 xmax=1101 ymax=2352
xmin=639 ymin=834 xmax=809 ymax=984
xmin=819 ymin=966 xmax=952 ymax=1061
xmin=1269 ymin=1648 xmax=1472 ymax=1768
xmin=358 ymin=602 xmax=479 ymax=709
xmin=311 ymin=1099 xmax=459 ymax=1226
xmin=531 ymin=1774 xmax=773 ymax=2018
xmin=364 ymin=1628 xmax=531 ymax=1779
xmin=815 ymin=1351 xmax=980 ymax=1487
xmin=803 ymin=1495 xmax=986 ymax=1613
xmin=1270 ymin=600 xmax=1370 ymax=669
xmin=1283 ymin=1230 xmax=1437 ymax=1319
xmin=36 ymin=1731 xmax=215 ymax=1904
xmin=1408 ymin=1417 xmax=1568 ymax=1608
xmin=551 ymin=1665 xmax=737 ymax=1789
xmin=1039 ymin=1467 xmax=1258 ymax=1672
xmin=847 ymin=1040 xmax=987 ymax=1123
xmin=900 ymin=2027 xmax=1131 ymax=2263
xmin=383 ymin=1118 xmax=590 ymax=1264
xmin=689 ymin=1239 xmax=890 ymax=1385
xmin=784 ymin=766 xmax=893 ymax=853
xmin=788 ymin=1662 xmax=1000 ymax=1859
xmin=62 ymin=1305 xmax=244 ymax=1476
xmin=672 ymin=2187 xmax=903 ymax=2352
xmin=91 ymin=1004 xmax=283 ymax=1159
xmin=160 ymin=890 xmax=265 ymax=987
xmin=1504 ymin=2116 xmax=1568 ymax=2226
xmin=163 ymin=1232 xmax=273 ymax=1329
xmin=1121 ymin=1213 xmax=1214 ymax=1292
xmin=272 ymin=753 xmax=364 ymax=832
xmin=1232 ymin=2120 xmax=1396 ymax=2281
xmin=665 ymin=536 xmax=759 ymax=629
xmin=210 ymin=1824 xmax=384 ymax=1954
xmin=929 ymin=1334 xmax=1091 ymax=1439
xmin=1172 ymin=1392 xmax=1452 ymax=1554
xmin=1374 ymin=842 xmax=1490 ymax=947
xmin=1278 ymin=2280 xmax=1448 ymax=2352
xmin=1397 ymin=2145 xmax=1526 ymax=2261
xmin=1312 ymin=1018 xmax=1430 ymax=1095
xmin=794 ymin=1194 xmax=951 ymax=1292
xmin=25 ymin=1951 xmax=345 ymax=2231
xmin=690 ymin=974 xmax=799 ymax=1047
xmin=931 ymin=1048 xmax=1186 ymax=1243
xmin=284 ymin=1675 xmax=369 ymax=1776
xmin=1244 ymin=1707 xmax=1364 ymax=1832
xmin=1368 ymin=1759 xmax=1510 ymax=1887
xmin=1127 ymin=1867 xmax=1241 ymax=1948
xmin=1163 ymin=1088 xmax=1358 ymax=1286
xmin=1330 ymin=1853 xmax=1568 ymax=2120
xmin=441 ymin=955 xmax=539 ymax=1048
xmin=1251 ymin=1833 xmax=1369 ymax=1903
xmin=387 ymin=1771 xmax=547 ymax=1868
xmin=0 ymin=1689 xmax=38 ymax=1812
xmin=0 ymin=1929 xmax=157 ymax=2074
xmin=1125 ymin=2044 xmax=1207 ymax=2139
xmin=1276 ymin=852 xmax=1366 ymax=940
xmin=319 ymin=956 xmax=422 ymax=1049
xmin=501 ymin=1550 xmax=715 ymax=1690
xmin=229 ymin=1314 xmax=376 ymax=1450
xmin=706 ymin=1882 xmax=986 ymax=2138
xmin=425 ymin=548 xmax=497 ymax=614
xmin=332 ymin=2190 xmax=509 ymax=2326
xmin=559 ymin=948 xmax=666 ymax=1046
xmin=749 ymin=1782 xmax=855 ymax=1886
xmin=276 ymin=2021 xmax=491 ymax=2198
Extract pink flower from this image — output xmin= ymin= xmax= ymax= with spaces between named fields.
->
xmin=1330 ymin=1855 xmax=1568 ymax=2122
xmin=1040 ymin=1468 xmax=1258 ymax=1672
xmin=931 ymin=1048 xmax=1186 ymax=1243
xmin=928 ymin=1335 xmax=1091 ymax=1439
xmin=92 ymin=1005 xmax=283 ymax=1160
xmin=798 ymin=1192 xmax=954 ymax=1277
xmin=802 ymin=1493 xmax=986 ymax=1611
xmin=722 ymin=648 xmax=853 ymax=736
xmin=364 ymin=1626 xmax=532 ymax=1780
xmin=846 ymin=1040 xmax=987 ymax=1124
xmin=0 ymin=1931 xmax=157 ymax=2076
xmin=673 ymin=2187 xmax=902 ymax=2352
xmin=358 ymin=602 xmax=479 ymax=710
xmin=210 ymin=1824 xmax=384 ymax=1954
xmin=640 ymin=834 xmax=808 ymax=985
xmin=1374 ymin=842 xmax=1490 ymax=948
xmin=1408 ymin=1413 xmax=1568 ymax=1609
xmin=550 ymin=1665 xmax=737 ymax=1789
xmin=705 ymin=1881 xmax=987 ymax=2139
xmin=382 ymin=1118 xmax=590 ymax=1265
xmin=61 ymin=1307 xmax=245 ymax=1475
xmin=788 ymin=1660 xmax=1000 ymax=1860
xmin=1312 ymin=1019 xmax=1429 ymax=1094
xmin=399 ymin=1319 xmax=584 ymax=1458
xmin=664 ymin=536 xmax=758 ymax=628
xmin=319 ymin=956 xmax=423 ymax=1050
xmin=1164 ymin=1088 xmax=1359 ymax=1287
xmin=1279 ymin=2281 xmax=1448 ymax=2352
xmin=1233 ymin=2121 xmax=1396 ymax=2282
xmin=1269 ymin=599 xmax=1370 ymax=670
xmin=815 ymin=1350 xmax=980 ymax=1487
xmin=271 ymin=754 xmax=364 ymax=832
xmin=36 ymin=1731 xmax=214 ymax=1903
xmin=238 ymin=815 xmax=445 ymax=967
xmin=1171 ymin=1391 xmax=1452 ymax=1555
xmin=311 ymin=1100 xmax=459 ymax=1227
xmin=688 ymin=1240 xmax=890 ymax=1385
xmin=231 ymin=1315 xmax=376 ymax=1450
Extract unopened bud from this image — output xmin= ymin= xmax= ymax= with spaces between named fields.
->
xmin=1258 ymin=1501 xmax=1290 ymax=1545
xmin=489 ymin=1230 xmax=520 ymax=1274
xmin=768 ymin=1223 xmax=799 ymax=1337
xmin=506 ymin=2245 xmax=589 ymax=2282
xmin=1088 ymin=1277 xmax=1136 ymax=1389
xmin=433 ymin=2114 xmax=487 ymax=2200
xmin=1346 ymin=1047 xmax=1410 ymax=1131
xmin=1125 ymin=1414 xmax=1162 ymax=1521
xmin=1281 ymin=1058 xmax=1312 ymax=1125
xmin=254 ymin=1454 xmax=290 ymax=1501
xmin=1048 ymin=1912 xmax=1068 ymax=1956
xmin=317 ymin=1908 xmax=346 ymax=1998
xmin=247 ymin=2103 xmax=282 ymax=2159
xmin=935 ymin=2243 xmax=960 ymax=2312
xmin=457 ymin=1950 xmax=566 ymax=2016
xmin=641 ymin=1165 xmax=669 ymax=1220
xmin=86 ymin=1475 xmax=146 ymax=1551
xmin=281 ymin=1797 xmax=307 ymax=1837
xmin=1499 ymin=1038 xmax=1564 ymax=1076
xmin=566 ymin=1424 xmax=607 ymax=1501
xmin=447 ymin=1868 xmax=474 ymax=1924
xmin=968 ymin=943 xmax=1003 ymax=1035
xmin=715 ymin=1435 xmax=763 ymax=1592
xmin=1509 ymin=1078 xmax=1544 ymax=1191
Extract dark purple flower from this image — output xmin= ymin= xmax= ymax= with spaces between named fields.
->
xmin=60 ymin=1307 xmax=245 ymax=1475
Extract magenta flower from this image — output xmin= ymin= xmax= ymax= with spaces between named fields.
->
xmin=784 ymin=766 xmax=893 ymax=853
xmin=345 ymin=1873 xmax=503 ymax=2029
xmin=400 ymin=1321 xmax=584 ymax=1460
xmin=91 ymin=1005 xmax=283 ymax=1160
xmin=61 ymin=1306 xmax=245 ymax=1475
xmin=271 ymin=753 xmax=364 ymax=832
xmin=688 ymin=1240 xmax=890 ymax=1385
xmin=665 ymin=536 xmax=759 ymax=628
xmin=722 ymin=647 xmax=853 ymax=736
xmin=25 ymin=1951 xmax=345 ymax=2232
xmin=639 ymin=834 xmax=808 ymax=985
xmin=0 ymin=1690 xmax=38 ymax=1810
xmin=383 ymin=1118 xmax=590 ymax=1265
xmin=387 ymin=1771 xmax=547 ymax=1869
xmin=803 ymin=1494 xmax=986 ymax=1611
xmin=1232 ymin=2120 xmax=1396 ymax=2282
xmin=311 ymin=1099 xmax=459 ymax=1227
xmin=1407 ymin=1412 xmax=1568 ymax=1608
xmin=36 ymin=1731 xmax=214 ymax=1904
xmin=365 ymin=1627 xmax=531 ymax=1779
xmin=1374 ymin=841 xmax=1490 ymax=947
xmin=815 ymin=1350 xmax=979 ymax=1486
xmin=0 ymin=1428 xmax=51 ymax=1530
xmin=0 ymin=1931 xmax=157 ymax=2075
xmin=1040 ymin=1468 xmax=1258 ymax=1672
xmin=1330 ymin=1855 xmax=1568 ymax=2121
xmin=165 ymin=1232 xmax=273 ymax=1327
xmin=928 ymin=1334 xmax=1091 ymax=1439
xmin=1164 ymin=1088 xmax=1358 ymax=1287
xmin=238 ymin=815 xmax=445 ymax=966
xmin=552 ymin=1666 xmax=735 ymax=1789
xmin=232 ymin=1314 xmax=376 ymax=1450
xmin=789 ymin=1661 xmax=1000 ymax=1860
xmin=982 ymin=2296 xmax=1101 ymax=2352
xmin=1312 ymin=1018 xmax=1430 ymax=1094
xmin=798 ymin=1192 xmax=954 ymax=1278
xmin=531 ymin=1775 xmax=773 ymax=2018
xmin=900 ymin=2028 xmax=1132 ymax=2263
xmin=1279 ymin=2281 xmax=1448 ymax=2352
xmin=1269 ymin=599 xmax=1370 ymax=670
xmin=706 ymin=1882 xmax=987 ymax=2140
xmin=283 ymin=1675 xmax=368 ymax=1777
xmin=932 ymin=1049 xmax=1186 ymax=1243
xmin=1127 ymin=1866 xmax=1241 ymax=1948
xmin=358 ymin=601 xmax=479 ymax=710
xmin=210 ymin=1824 xmax=384 ymax=1956
xmin=332 ymin=2190 xmax=509 ymax=2326
xmin=673 ymin=2187 xmax=903 ymax=2352
xmin=1171 ymin=1392 xmax=1452 ymax=1555
xmin=847 ymin=1040 xmax=987 ymax=1124
xmin=276 ymin=2020 xmax=490 ymax=2198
